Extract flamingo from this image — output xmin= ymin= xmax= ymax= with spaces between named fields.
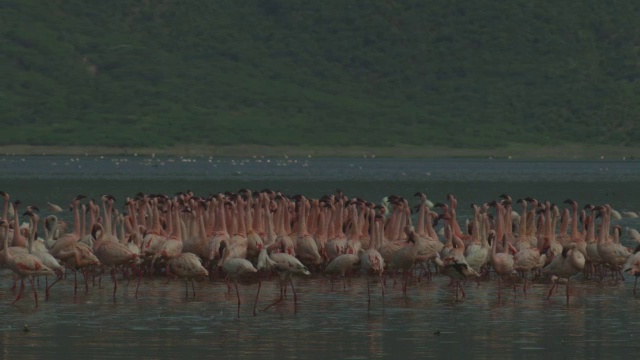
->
xmin=152 ymin=198 xmax=185 ymax=271
xmin=0 ymin=191 xmax=10 ymax=223
xmin=490 ymin=201 xmax=516 ymax=300
xmin=583 ymin=205 xmax=603 ymax=278
xmin=46 ymin=214 xmax=101 ymax=294
xmin=269 ymin=195 xmax=295 ymax=257
xmin=260 ymin=246 xmax=311 ymax=311
xmin=23 ymin=211 xmax=64 ymax=298
xmin=47 ymin=195 xmax=86 ymax=258
xmin=543 ymin=243 xmax=586 ymax=304
xmin=325 ymin=253 xmax=360 ymax=290
xmin=358 ymin=216 xmax=385 ymax=303
xmin=140 ymin=195 xmax=170 ymax=270
xmin=218 ymin=241 xmax=261 ymax=316
xmin=92 ymin=223 xmax=139 ymax=300
xmin=206 ymin=194 xmax=231 ymax=269
xmin=464 ymin=205 xmax=490 ymax=277
xmin=413 ymin=196 xmax=443 ymax=280
xmin=10 ymin=200 xmax=28 ymax=248
xmin=325 ymin=199 xmax=348 ymax=261
xmin=512 ymin=201 xmax=542 ymax=294
xmin=622 ymin=246 xmax=640 ymax=295
xmin=181 ymin=200 xmax=209 ymax=263
xmin=390 ymin=226 xmax=420 ymax=296
xmin=596 ymin=206 xmax=631 ymax=279
xmin=434 ymin=252 xmax=479 ymax=300
xmin=1 ymin=219 xmax=55 ymax=307
xmin=240 ymin=189 xmax=264 ymax=262
xmin=294 ymin=197 xmax=323 ymax=266
xmin=167 ymin=252 xmax=209 ymax=298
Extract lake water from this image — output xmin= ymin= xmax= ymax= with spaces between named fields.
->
xmin=0 ymin=156 xmax=639 ymax=358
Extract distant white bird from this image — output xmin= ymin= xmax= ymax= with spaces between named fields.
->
xmin=626 ymin=227 xmax=640 ymax=244
xmin=610 ymin=208 xmax=622 ymax=220
xmin=46 ymin=202 xmax=63 ymax=213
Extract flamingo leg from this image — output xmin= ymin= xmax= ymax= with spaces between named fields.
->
xmin=74 ymin=270 xmax=78 ymax=294
xmin=83 ymin=269 xmax=89 ymax=293
xmin=634 ymin=276 xmax=638 ymax=296
xmin=235 ymin=282 xmax=241 ymax=305
xmin=366 ymin=276 xmax=371 ymax=304
xmin=262 ymin=280 xmax=285 ymax=312
xmin=289 ymin=278 xmax=297 ymax=303
xmin=379 ymin=274 xmax=385 ymax=301
xmin=135 ymin=268 xmax=142 ymax=299
xmin=547 ymin=282 xmax=557 ymax=300
xmin=253 ymin=280 xmax=262 ymax=316
xmin=402 ymin=270 xmax=407 ymax=296
xmin=111 ymin=268 xmax=118 ymax=300
xmin=29 ymin=277 xmax=38 ymax=308
xmin=11 ymin=279 xmax=25 ymax=305
xmin=46 ymin=273 xmax=62 ymax=300
xmin=191 ymin=279 xmax=196 ymax=298
xmin=283 ymin=277 xmax=289 ymax=297
xmin=262 ymin=297 xmax=284 ymax=311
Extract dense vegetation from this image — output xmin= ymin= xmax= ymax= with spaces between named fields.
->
xmin=2 ymin=0 xmax=640 ymax=151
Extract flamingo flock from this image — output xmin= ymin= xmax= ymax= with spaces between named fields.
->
xmin=0 ymin=189 xmax=639 ymax=313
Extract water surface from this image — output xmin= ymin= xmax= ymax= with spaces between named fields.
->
xmin=0 ymin=156 xmax=639 ymax=358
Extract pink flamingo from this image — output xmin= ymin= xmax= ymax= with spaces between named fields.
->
xmin=168 ymin=252 xmax=209 ymax=298
xmin=2 ymin=220 xmax=54 ymax=307
xmin=92 ymin=223 xmax=139 ymax=301
xmin=218 ymin=241 xmax=260 ymax=316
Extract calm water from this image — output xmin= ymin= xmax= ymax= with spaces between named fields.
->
xmin=1 ymin=156 xmax=639 ymax=358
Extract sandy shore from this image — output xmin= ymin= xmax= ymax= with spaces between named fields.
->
xmin=0 ymin=143 xmax=638 ymax=160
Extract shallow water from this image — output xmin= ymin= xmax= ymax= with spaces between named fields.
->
xmin=0 ymin=156 xmax=639 ymax=358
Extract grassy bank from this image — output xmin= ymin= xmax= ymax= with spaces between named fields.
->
xmin=2 ymin=1 xmax=640 ymax=151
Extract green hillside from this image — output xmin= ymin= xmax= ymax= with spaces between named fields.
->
xmin=2 ymin=0 xmax=640 ymax=151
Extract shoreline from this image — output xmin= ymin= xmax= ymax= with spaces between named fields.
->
xmin=0 ymin=144 xmax=638 ymax=160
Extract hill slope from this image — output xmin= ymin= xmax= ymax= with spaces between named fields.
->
xmin=2 ymin=0 xmax=640 ymax=151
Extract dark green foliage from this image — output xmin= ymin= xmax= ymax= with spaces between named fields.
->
xmin=2 ymin=0 xmax=639 ymax=149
